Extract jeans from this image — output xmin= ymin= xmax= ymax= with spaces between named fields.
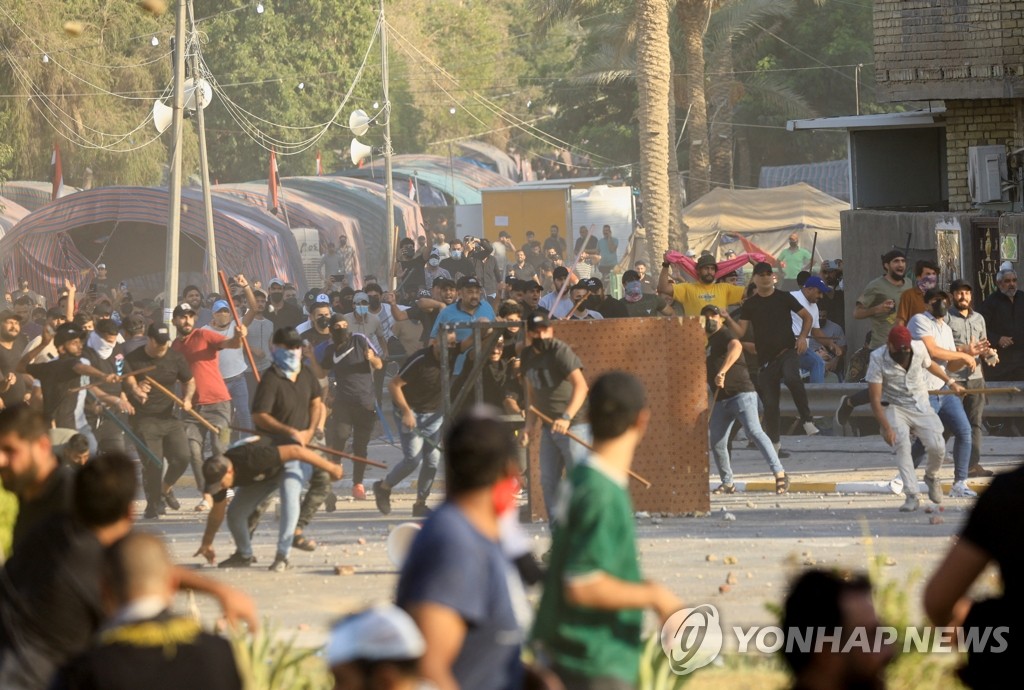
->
xmin=709 ymin=391 xmax=783 ymax=485
xmin=384 ymin=409 xmax=443 ymax=502
xmin=539 ymin=423 xmax=592 ymax=522
xmin=911 ymin=393 xmax=972 ymax=482
xmin=226 ymin=461 xmax=305 ymax=560
xmin=756 ymin=350 xmax=813 ymax=443
xmin=332 ymin=400 xmax=376 ymax=484
xmin=223 ymin=374 xmax=252 ymax=438
xmin=960 ymin=377 xmax=985 ymax=469
xmin=799 ymin=350 xmax=826 ymax=384
xmin=184 ymin=401 xmax=232 ymax=492
xmin=132 ymin=416 xmax=191 ymax=505
xmin=889 ymin=404 xmax=945 ymax=496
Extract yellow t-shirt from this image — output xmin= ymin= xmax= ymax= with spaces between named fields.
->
xmin=672 ymin=281 xmax=746 ymax=316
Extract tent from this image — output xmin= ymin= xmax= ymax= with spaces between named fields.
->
xmin=337 ymin=154 xmax=514 ymax=206
xmin=0 ymin=181 xmax=79 ymax=211
xmin=0 ymin=186 xmax=302 ymax=301
xmin=0 ymin=196 xmax=30 ymax=236
xmin=759 ymin=160 xmax=850 ymax=202
xmin=454 ymin=140 xmax=520 ymax=181
xmin=682 ymin=183 xmax=848 ymax=264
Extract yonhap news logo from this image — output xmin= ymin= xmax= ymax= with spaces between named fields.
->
xmin=660 ymin=604 xmax=724 ymax=675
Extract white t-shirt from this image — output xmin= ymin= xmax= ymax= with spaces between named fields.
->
xmin=203 ymin=322 xmax=247 ymax=378
xmin=789 ymin=289 xmax=819 ymax=337
xmin=908 ymin=311 xmax=956 ymax=391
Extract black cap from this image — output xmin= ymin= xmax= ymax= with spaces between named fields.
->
xmin=752 ymin=261 xmax=774 ymax=276
xmin=202 ymin=456 xmax=232 ymax=495
xmin=525 ymin=311 xmax=551 ymax=331
xmin=417 ymin=288 xmax=433 ymax=299
xmin=172 ymin=302 xmax=196 ymax=318
xmin=146 ymin=323 xmax=171 ymax=344
xmin=583 ymin=277 xmax=603 ymax=291
xmin=881 ymin=249 xmax=906 ymax=264
xmin=0 ymin=309 xmax=22 ymax=323
xmin=699 ymin=305 xmax=722 ymax=317
xmin=54 ymin=323 xmax=84 ymax=347
xmin=696 ymin=254 xmax=718 ymax=269
xmin=522 ymin=280 xmax=543 ymax=291
xmin=457 ymin=275 xmax=482 ymax=289
xmin=272 ymin=326 xmax=303 ymax=348
xmin=553 ymin=266 xmax=569 ymax=279
xmin=950 ymin=278 xmax=974 ymax=293
xmin=432 ymin=277 xmax=455 ymax=289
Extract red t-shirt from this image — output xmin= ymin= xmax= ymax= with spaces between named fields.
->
xmin=172 ymin=329 xmax=230 ymax=405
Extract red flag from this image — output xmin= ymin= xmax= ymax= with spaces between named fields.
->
xmin=315 ymin=150 xmax=323 ymax=176
xmin=268 ymin=147 xmax=279 ymax=214
xmin=737 ymin=235 xmax=779 ymax=266
xmin=51 ymin=141 xmax=63 ymax=201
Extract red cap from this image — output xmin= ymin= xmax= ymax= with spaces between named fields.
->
xmin=888 ymin=325 xmax=912 ymax=350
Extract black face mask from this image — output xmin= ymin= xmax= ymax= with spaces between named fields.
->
xmin=331 ymin=329 xmax=350 ymax=346
xmin=533 ymin=337 xmax=556 ymax=352
xmin=890 ymin=349 xmax=912 ymax=367
xmin=931 ymin=301 xmax=948 ymax=318
xmin=269 ymin=292 xmax=283 ymax=304
xmin=284 ymin=297 xmax=299 ymax=308
xmin=315 ymin=316 xmax=331 ymax=330
xmin=341 ymin=299 xmax=354 ymax=313
xmin=368 ymin=296 xmax=381 ymax=310
xmin=705 ymin=319 xmax=719 ymax=334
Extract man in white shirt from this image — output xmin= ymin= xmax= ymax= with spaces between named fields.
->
xmin=789 ymin=276 xmax=842 ymax=383
xmin=204 ymin=300 xmax=252 ymax=437
xmin=538 ymin=266 xmax=574 ymax=319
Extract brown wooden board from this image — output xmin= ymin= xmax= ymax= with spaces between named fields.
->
xmin=527 ymin=317 xmax=710 ymax=519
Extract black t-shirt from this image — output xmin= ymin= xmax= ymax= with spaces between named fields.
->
xmin=408 ymin=304 xmax=440 ymax=345
xmin=440 ymin=257 xmax=474 ymax=281
xmin=124 ymin=347 xmax=193 ymax=418
xmin=211 ymin=441 xmax=283 ymax=502
xmin=736 ymin=290 xmax=804 ymax=364
xmin=520 ymin=339 xmax=587 ymax=424
xmin=27 ymin=357 xmax=87 ymax=429
xmin=706 ymin=327 xmax=756 ymax=399
xmin=622 ymin=294 xmax=665 ymax=317
xmin=962 ymin=463 xmax=1024 ymax=605
xmin=84 ymin=343 xmax=126 ymax=398
xmin=11 ymin=464 xmax=75 ymax=553
xmin=396 ymin=347 xmax=445 ymax=413
xmin=399 ymin=255 xmax=427 ymax=291
xmin=251 ymin=365 xmax=322 ymax=434
xmin=319 ymin=334 xmax=376 ymax=409
xmin=0 ymin=335 xmax=29 ymax=406
xmin=591 ymin=295 xmax=628 ymax=319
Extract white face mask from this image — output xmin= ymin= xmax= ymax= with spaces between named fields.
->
xmin=428 ymin=257 xmax=440 ymax=268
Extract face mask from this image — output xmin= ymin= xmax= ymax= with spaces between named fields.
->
xmin=624 ymin=281 xmax=643 ymax=302
xmin=917 ymin=276 xmax=937 ymax=291
xmin=355 ymin=304 xmax=369 ymax=316
xmin=272 ymin=347 xmax=302 ymax=375
xmin=269 ymin=292 xmax=283 ymax=304
xmin=284 ymin=297 xmax=299 ymax=308
xmin=890 ymin=349 xmax=912 ymax=366
xmin=451 ymin=250 xmax=462 ymax=259
xmin=368 ymin=296 xmax=381 ymax=310
xmin=533 ymin=337 xmax=556 ymax=352
xmin=315 ymin=315 xmax=331 ymax=330
xmin=930 ymin=301 xmax=948 ymax=318
xmin=428 ymin=257 xmax=440 ymax=268
xmin=87 ymin=331 xmax=116 ymax=360
xmin=331 ymin=329 xmax=350 ymax=346
xmin=492 ymin=476 xmax=519 ymax=516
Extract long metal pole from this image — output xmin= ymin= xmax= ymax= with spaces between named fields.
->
xmin=381 ymin=0 xmax=396 ymax=290
xmin=188 ymin=0 xmax=218 ymax=294
xmin=163 ymin=0 xmax=187 ymax=325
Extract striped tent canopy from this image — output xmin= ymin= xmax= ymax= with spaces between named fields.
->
xmin=0 ymin=196 xmax=30 ymax=236
xmin=759 ymin=160 xmax=850 ymax=202
xmin=0 ymin=180 xmax=79 ymax=212
xmin=0 ymin=186 xmax=301 ymax=302
xmin=337 ymin=154 xmax=514 ymax=206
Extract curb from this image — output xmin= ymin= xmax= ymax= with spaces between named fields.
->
xmin=713 ymin=480 xmax=989 ymax=494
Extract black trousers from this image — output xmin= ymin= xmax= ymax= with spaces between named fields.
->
xmin=757 ymin=349 xmax=813 ymax=443
xmin=132 ymin=416 xmax=190 ymax=504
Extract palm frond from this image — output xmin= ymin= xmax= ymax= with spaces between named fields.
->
xmin=705 ymin=0 xmax=797 ymax=51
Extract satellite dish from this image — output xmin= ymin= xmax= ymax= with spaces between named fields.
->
xmin=348 ymin=109 xmax=370 ymax=136
xmin=152 ymin=99 xmax=173 ymax=133
xmin=350 ymin=138 xmax=373 ymax=166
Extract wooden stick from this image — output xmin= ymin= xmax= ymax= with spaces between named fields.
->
xmin=929 ymin=386 xmax=1020 ymax=396
xmin=230 ymin=426 xmax=387 ymax=468
xmin=807 ymin=231 xmax=818 ymax=273
xmin=529 ymin=406 xmax=652 ymax=488
xmin=69 ymin=365 xmax=157 ymax=393
xmin=556 ymin=294 xmax=591 ymax=321
xmin=219 ymin=271 xmax=260 ymax=383
xmin=143 ymin=375 xmax=220 ymax=434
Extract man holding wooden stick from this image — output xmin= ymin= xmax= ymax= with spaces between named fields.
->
xmin=124 ymin=323 xmax=195 ymax=519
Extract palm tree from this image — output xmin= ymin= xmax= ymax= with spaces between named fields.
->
xmin=676 ymin=0 xmax=713 ymax=200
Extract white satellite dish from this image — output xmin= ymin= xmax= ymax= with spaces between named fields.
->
xmin=152 ymin=78 xmax=213 ymax=134
xmin=348 ymin=109 xmax=370 ymax=136
xmin=350 ymin=138 xmax=373 ymax=166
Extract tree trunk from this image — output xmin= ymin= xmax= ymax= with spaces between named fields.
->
xmin=667 ymin=72 xmax=688 ymax=252
xmin=709 ymin=36 xmax=734 ymax=188
xmin=635 ymin=0 xmax=672 ymax=265
xmin=677 ymin=0 xmax=711 ymax=201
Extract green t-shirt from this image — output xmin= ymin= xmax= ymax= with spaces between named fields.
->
xmin=856 ymin=275 xmax=911 ymax=348
xmin=777 ymin=247 xmax=812 ymax=279
xmin=531 ymin=459 xmax=643 ymax=683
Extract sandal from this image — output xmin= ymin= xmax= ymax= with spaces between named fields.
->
xmin=292 ymin=534 xmax=318 ymax=552
xmin=194 ymin=500 xmax=209 ymax=512
xmin=712 ymin=483 xmax=736 ymax=495
xmin=775 ymin=475 xmax=791 ymax=495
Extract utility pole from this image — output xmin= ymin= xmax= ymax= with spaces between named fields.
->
xmin=855 ymin=63 xmax=863 ymax=116
xmin=380 ymin=0 xmax=396 ymax=289
xmin=188 ymin=0 xmax=218 ymax=293
xmin=163 ymin=0 xmax=187 ymax=324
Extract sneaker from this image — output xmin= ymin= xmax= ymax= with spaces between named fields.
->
xmin=373 ymin=481 xmax=392 ymax=515
xmin=324 ymin=491 xmax=338 ymax=513
xmin=802 ymin=420 xmax=821 ymax=436
xmin=773 ymin=442 xmax=791 ymax=460
xmin=352 ymin=483 xmax=366 ymax=501
xmin=162 ymin=489 xmax=180 ymax=511
xmin=950 ymin=480 xmax=977 ymax=498
xmin=899 ymin=495 xmax=920 ymax=512
xmin=268 ymin=555 xmax=290 ymax=573
xmin=143 ymin=502 xmax=163 ymax=520
xmin=888 ymin=474 xmax=904 ymax=495
xmin=924 ymin=475 xmax=943 ymax=504
xmin=412 ymin=502 xmax=432 ymax=518
xmin=835 ymin=395 xmax=854 ymax=428
xmin=968 ymin=466 xmax=995 ymax=478
xmin=218 ymin=552 xmax=255 ymax=568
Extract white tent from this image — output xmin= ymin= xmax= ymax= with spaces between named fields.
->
xmin=682 ymin=182 xmax=848 ymax=263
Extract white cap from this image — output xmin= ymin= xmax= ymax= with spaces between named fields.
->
xmin=1000 ymin=260 xmax=1014 ymax=272
xmin=326 ymin=604 xmax=425 ymax=667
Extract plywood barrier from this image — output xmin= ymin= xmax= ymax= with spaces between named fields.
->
xmin=528 ymin=317 xmax=710 ymax=520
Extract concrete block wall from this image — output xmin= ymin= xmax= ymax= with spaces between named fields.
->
xmin=944 ymin=99 xmax=1024 ymax=211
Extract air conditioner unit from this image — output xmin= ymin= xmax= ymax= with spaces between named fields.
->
xmin=968 ymin=145 xmax=1008 ymax=204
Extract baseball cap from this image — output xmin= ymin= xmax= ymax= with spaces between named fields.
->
xmin=553 ymin=266 xmax=569 ymax=280
xmin=212 ymin=300 xmax=230 ymax=313
xmin=172 ymin=302 xmax=196 ymax=318
xmin=268 ymin=277 xmax=285 ymax=288
xmin=685 ymin=249 xmax=697 ymax=258
xmin=803 ymin=276 xmax=833 ymax=294
xmin=326 ymin=604 xmax=426 ymax=667
xmin=525 ymin=311 xmax=550 ymax=331
xmin=752 ymin=261 xmax=775 ymax=276
xmin=696 ymin=254 xmax=718 ymax=269
xmin=821 ymin=259 xmax=840 ymax=270
xmin=881 ymin=249 xmax=906 ymax=264
xmin=583 ymin=277 xmax=603 ymax=291
xmin=457 ymin=276 xmax=482 ymax=289
xmin=700 ymin=305 xmax=722 ymax=317
xmin=45 ymin=307 xmax=64 ymax=320
xmin=522 ymin=280 xmax=543 ymax=291
xmin=353 ymin=291 xmax=369 ymax=305
xmin=202 ymin=455 xmax=232 ymax=495
xmin=432 ymin=277 xmax=455 ymax=289
xmin=96 ymin=263 xmax=107 ymax=269
xmin=54 ymin=323 xmax=84 ymax=347
xmin=417 ymin=288 xmax=433 ymax=299
xmin=950 ymin=278 xmax=974 ymax=292
xmin=315 ymin=293 xmax=331 ymax=305
xmin=272 ymin=326 xmax=304 ymax=348
xmin=146 ymin=323 xmax=172 ymax=345
xmin=888 ymin=325 xmax=912 ymax=350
